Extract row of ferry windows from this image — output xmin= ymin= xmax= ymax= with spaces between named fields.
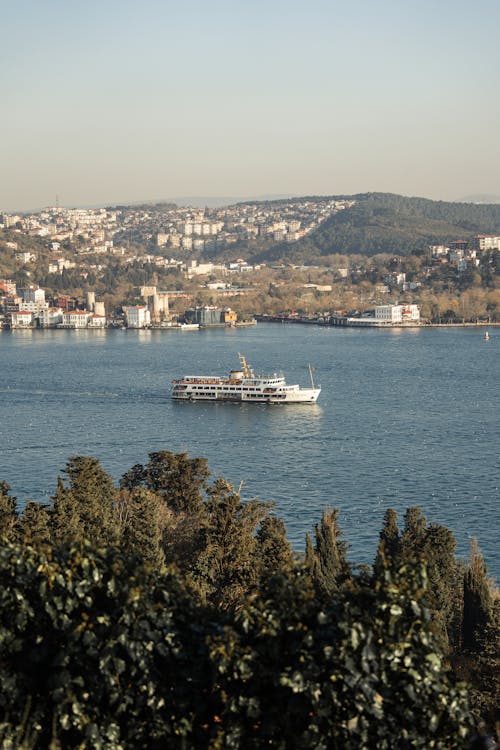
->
xmin=190 ymin=386 xmax=265 ymax=391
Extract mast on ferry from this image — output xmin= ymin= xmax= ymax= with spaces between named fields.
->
xmin=308 ymin=364 xmax=315 ymax=389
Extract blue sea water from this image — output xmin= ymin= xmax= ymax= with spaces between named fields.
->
xmin=0 ymin=324 xmax=498 ymax=579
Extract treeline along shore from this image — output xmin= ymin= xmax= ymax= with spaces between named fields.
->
xmin=0 ymin=451 xmax=498 ymax=749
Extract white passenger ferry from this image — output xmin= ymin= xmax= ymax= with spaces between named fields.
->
xmin=171 ymin=354 xmax=320 ymax=404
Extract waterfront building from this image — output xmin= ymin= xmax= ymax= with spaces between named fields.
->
xmin=38 ymin=308 xmax=64 ymax=328
xmin=61 ymin=311 xmax=92 ymax=328
xmin=10 ymin=311 xmax=34 ymax=328
xmin=184 ymin=306 xmax=237 ymax=327
xmin=87 ymin=314 xmax=107 ymax=328
xmin=124 ymin=305 xmax=150 ymax=328
xmin=375 ymin=304 xmax=420 ymax=323
xmin=19 ymin=301 xmax=49 ymax=314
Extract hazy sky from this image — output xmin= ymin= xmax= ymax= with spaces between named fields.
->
xmin=2 ymin=0 xmax=499 ymax=210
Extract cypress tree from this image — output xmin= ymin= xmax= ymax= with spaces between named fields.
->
xmin=304 ymin=532 xmax=315 ymax=575
xmin=255 ymin=515 xmax=295 ymax=582
xmin=374 ymin=508 xmax=401 ymax=576
xmin=119 ymin=488 xmax=164 ymax=568
xmin=462 ymin=538 xmax=493 ymax=652
xmin=50 ymin=457 xmax=118 ymax=547
xmin=0 ymin=481 xmax=17 ymax=542
xmin=401 ymin=506 xmax=427 ymax=559
xmin=194 ymin=478 xmax=269 ymax=610
xmin=50 ymin=475 xmax=84 ymax=545
xmin=18 ymin=502 xmax=51 ymax=546
xmin=120 ymin=451 xmax=209 ymax=515
xmin=309 ymin=508 xmax=350 ymax=598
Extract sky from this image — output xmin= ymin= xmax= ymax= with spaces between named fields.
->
xmin=2 ymin=0 xmax=500 ymax=211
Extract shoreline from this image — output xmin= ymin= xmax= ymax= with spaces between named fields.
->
xmin=1 ymin=320 xmax=499 ymax=333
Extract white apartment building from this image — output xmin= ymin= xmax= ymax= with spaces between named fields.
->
xmin=475 ymin=235 xmax=500 ymax=251
xmin=19 ymin=300 xmax=49 ymax=314
xmin=22 ymin=286 xmax=45 ymax=304
xmin=10 ymin=311 xmax=34 ymax=328
xmin=87 ymin=314 xmax=107 ymax=328
xmin=375 ymin=304 xmax=420 ymax=323
xmin=38 ymin=308 xmax=64 ymax=328
xmin=62 ymin=311 xmax=92 ymax=328
xmin=124 ymin=306 xmax=150 ymax=328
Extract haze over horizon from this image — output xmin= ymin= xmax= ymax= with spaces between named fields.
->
xmin=3 ymin=0 xmax=499 ymax=212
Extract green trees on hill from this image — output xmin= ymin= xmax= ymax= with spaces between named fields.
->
xmin=256 ymin=193 xmax=500 ymax=261
xmin=0 ymin=452 xmax=498 ymax=748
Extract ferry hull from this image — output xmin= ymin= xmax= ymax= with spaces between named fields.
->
xmin=172 ymin=388 xmax=321 ymax=404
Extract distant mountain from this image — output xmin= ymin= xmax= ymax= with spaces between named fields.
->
xmin=251 ymin=192 xmax=500 ymax=261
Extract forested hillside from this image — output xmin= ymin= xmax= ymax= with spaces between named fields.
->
xmin=253 ymin=193 xmax=500 ymax=261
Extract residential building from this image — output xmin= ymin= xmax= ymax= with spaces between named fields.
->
xmin=0 ymin=280 xmax=17 ymax=295
xmin=124 ymin=306 xmax=150 ymax=328
xmin=87 ymin=314 xmax=107 ymax=328
xmin=22 ymin=286 xmax=45 ymax=304
xmin=474 ymin=235 xmax=500 ymax=251
xmin=61 ymin=310 xmax=92 ymax=328
xmin=10 ymin=311 xmax=34 ymax=328
xmin=38 ymin=308 xmax=64 ymax=328
xmin=375 ymin=304 xmax=420 ymax=323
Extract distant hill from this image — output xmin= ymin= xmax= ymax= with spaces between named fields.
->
xmin=251 ymin=192 xmax=500 ymax=261
xmin=460 ymin=194 xmax=500 ymax=204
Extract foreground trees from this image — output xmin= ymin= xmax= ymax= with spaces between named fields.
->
xmin=0 ymin=452 xmax=498 ymax=748
xmin=0 ymin=543 xmax=471 ymax=749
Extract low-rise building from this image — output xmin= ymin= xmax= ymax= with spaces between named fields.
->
xmin=38 ymin=308 xmax=64 ymax=328
xmin=474 ymin=235 xmax=500 ymax=251
xmin=87 ymin=314 xmax=107 ymax=328
xmin=10 ymin=311 xmax=34 ymax=328
xmin=61 ymin=310 xmax=92 ymax=328
xmin=375 ymin=304 xmax=420 ymax=323
xmin=124 ymin=305 xmax=150 ymax=328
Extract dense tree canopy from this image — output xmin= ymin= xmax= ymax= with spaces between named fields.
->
xmin=0 ymin=452 xmax=498 ymax=748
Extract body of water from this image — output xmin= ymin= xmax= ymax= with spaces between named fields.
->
xmin=1 ymin=324 xmax=498 ymax=579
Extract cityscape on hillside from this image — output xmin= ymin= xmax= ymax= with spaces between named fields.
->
xmin=1 ymin=196 xmax=500 ymax=329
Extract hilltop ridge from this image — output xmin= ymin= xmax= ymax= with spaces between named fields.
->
xmin=250 ymin=192 xmax=500 ymax=262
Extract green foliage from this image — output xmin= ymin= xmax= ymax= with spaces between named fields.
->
xmin=209 ymin=562 xmax=472 ymax=749
xmin=376 ymin=508 xmax=461 ymax=650
xmin=462 ymin=540 xmax=493 ymax=653
xmin=0 ymin=542 xmax=215 ymax=749
xmin=193 ymin=479 xmax=270 ymax=610
xmin=254 ymin=192 xmax=500 ymax=261
xmin=255 ymin=515 xmax=295 ymax=583
xmin=0 ymin=541 xmax=473 ymax=750
xmin=120 ymin=450 xmax=209 ymax=514
xmin=0 ymin=482 xmax=17 ymax=542
xmin=18 ymin=502 xmax=51 ymax=547
xmin=50 ymin=457 xmax=118 ymax=546
xmin=306 ymin=508 xmax=351 ymax=599
xmin=117 ymin=488 xmax=165 ymax=568
xmin=0 ymin=458 xmax=497 ymax=746
xmin=374 ymin=508 xmax=401 ymax=576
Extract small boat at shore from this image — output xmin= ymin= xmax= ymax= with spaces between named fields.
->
xmin=484 ymin=331 xmax=490 ymax=341
xmin=171 ymin=354 xmax=321 ymax=404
